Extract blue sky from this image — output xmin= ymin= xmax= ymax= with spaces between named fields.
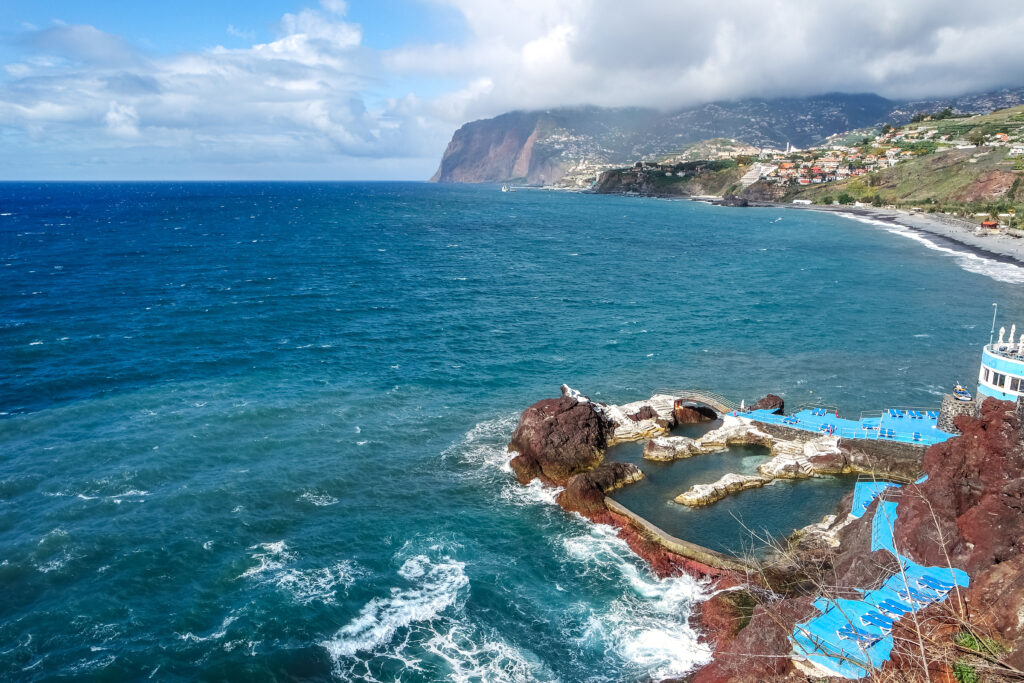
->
xmin=0 ymin=1 xmax=466 ymax=53
xmin=2 ymin=1 xmax=1023 ymax=180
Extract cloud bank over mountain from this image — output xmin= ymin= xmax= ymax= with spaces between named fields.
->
xmin=2 ymin=0 xmax=1024 ymax=179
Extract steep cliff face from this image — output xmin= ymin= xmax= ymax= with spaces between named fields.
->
xmin=430 ymin=111 xmax=569 ymax=185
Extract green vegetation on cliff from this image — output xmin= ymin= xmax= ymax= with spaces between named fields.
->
xmin=781 ymin=105 xmax=1024 ymax=223
xmin=593 ymin=160 xmax=745 ymax=197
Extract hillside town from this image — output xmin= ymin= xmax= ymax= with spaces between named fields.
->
xmin=565 ymin=108 xmax=1024 ymax=194
xmin=750 ymin=112 xmax=1024 ymax=189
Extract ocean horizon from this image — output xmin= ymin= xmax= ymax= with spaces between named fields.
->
xmin=2 ymin=181 xmax=1023 ymax=681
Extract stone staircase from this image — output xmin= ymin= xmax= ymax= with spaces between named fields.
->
xmin=768 ymin=440 xmax=816 ymax=476
xmin=739 ymin=163 xmax=765 ymax=188
xmin=765 ymin=435 xmax=841 ymax=477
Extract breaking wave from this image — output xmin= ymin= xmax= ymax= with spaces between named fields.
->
xmin=298 ymin=490 xmax=339 ymax=507
xmin=322 ymin=555 xmax=468 ymax=659
xmin=443 ymin=414 xmax=563 ymax=507
xmin=239 ymin=541 xmax=359 ymax=605
xmin=561 ymin=524 xmax=712 ymax=680
xmin=321 ymin=551 xmax=554 ymax=682
xmin=839 ymin=214 xmax=1024 ymax=284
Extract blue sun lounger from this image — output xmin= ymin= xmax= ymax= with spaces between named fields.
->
xmin=908 ymin=410 xmax=923 ymax=419
xmin=861 ymin=611 xmax=895 ymax=631
xmin=877 ymin=598 xmax=913 ymax=617
xmin=918 ymin=575 xmax=954 ymax=592
xmin=927 ymin=411 xmax=939 ymax=419
xmin=916 ymin=578 xmax=951 ymax=596
xmin=913 ymin=432 xmax=922 ymax=442
xmin=888 ymin=409 xmax=904 ymax=418
xmin=880 ymin=428 xmax=896 ymax=439
xmin=897 ymin=587 xmax=935 ymax=605
xmin=837 ymin=624 xmax=880 ymax=644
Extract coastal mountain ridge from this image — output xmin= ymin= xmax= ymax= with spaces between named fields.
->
xmin=590 ymin=102 xmax=1024 ymax=225
xmin=431 ymin=88 xmax=1024 ymax=185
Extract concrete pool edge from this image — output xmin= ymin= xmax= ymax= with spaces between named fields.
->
xmin=604 ymin=497 xmax=755 ymax=573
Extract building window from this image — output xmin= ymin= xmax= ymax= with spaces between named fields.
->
xmin=983 ymin=368 xmax=990 ymax=382
xmin=992 ymin=372 xmax=1006 ymax=388
xmin=1011 ymin=377 xmax=1022 ymax=392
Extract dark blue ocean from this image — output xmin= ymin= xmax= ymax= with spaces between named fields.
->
xmin=2 ymin=182 xmax=1023 ymax=681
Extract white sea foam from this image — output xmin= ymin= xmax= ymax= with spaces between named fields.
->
xmin=36 ymin=548 xmax=77 ymax=573
xmin=441 ymin=414 xmax=518 ymax=475
xmin=239 ymin=541 xmax=294 ymax=579
xmin=500 ymin=479 xmax=563 ymax=507
xmin=322 ymin=555 xmax=468 ymax=660
xmin=39 ymin=527 xmax=68 ymax=543
xmin=298 ymin=490 xmax=339 ymax=507
xmin=240 ymin=541 xmax=359 ymax=605
xmin=67 ymin=653 xmax=116 ymax=673
xmin=562 ymin=524 xmax=712 ymax=679
xmin=321 ymin=552 xmax=550 ymax=682
xmin=111 ymin=489 xmax=148 ymax=497
xmin=421 ymin=622 xmax=551 ymax=683
xmin=178 ymin=615 xmax=238 ymax=643
xmin=440 ymin=417 xmax=709 ymax=679
xmin=443 ymin=414 xmax=564 ymax=508
xmin=276 ymin=562 xmax=361 ymax=605
xmin=839 ymin=213 xmax=1024 ymax=284
xmin=109 ymin=489 xmax=148 ymax=504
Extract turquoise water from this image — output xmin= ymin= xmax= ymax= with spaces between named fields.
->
xmin=2 ymin=182 xmax=1023 ymax=681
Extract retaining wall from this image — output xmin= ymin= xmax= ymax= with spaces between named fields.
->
xmin=604 ymin=498 xmax=754 ymax=573
xmin=755 ymin=420 xmax=925 ymax=479
xmin=938 ymin=394 xmax=979 ymax=434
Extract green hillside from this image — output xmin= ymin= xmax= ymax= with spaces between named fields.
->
xmin=782 ymin=105 xmax=1024 ymax=222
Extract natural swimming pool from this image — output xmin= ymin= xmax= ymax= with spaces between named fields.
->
xmin=608 ymin=421 xmax=855 ymax=555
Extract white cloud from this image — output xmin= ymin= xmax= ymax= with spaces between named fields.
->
xmin=389 ymin=0 xmax=1024 ymax=116
xmin=226 ymin=24 xmax=255 ymax=41
xmin=104 ymin=101 xmax=140 ymax=137
xmin=319 ymin=0 xmax=348 ymax=15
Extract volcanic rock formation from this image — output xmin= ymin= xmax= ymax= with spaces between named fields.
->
xmin=507 ymin=388 xmax=614 ymax=485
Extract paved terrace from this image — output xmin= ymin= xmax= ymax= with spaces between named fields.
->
xmin=741 ymin=407 xmax=956 ymax=446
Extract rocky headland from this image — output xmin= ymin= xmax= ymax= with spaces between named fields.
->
xmin=506 ymin=386 xmax=1024 ymax=681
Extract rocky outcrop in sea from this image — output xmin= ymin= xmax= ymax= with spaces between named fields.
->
xmin=506 ymin=386 xmax=1024 ymax=680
